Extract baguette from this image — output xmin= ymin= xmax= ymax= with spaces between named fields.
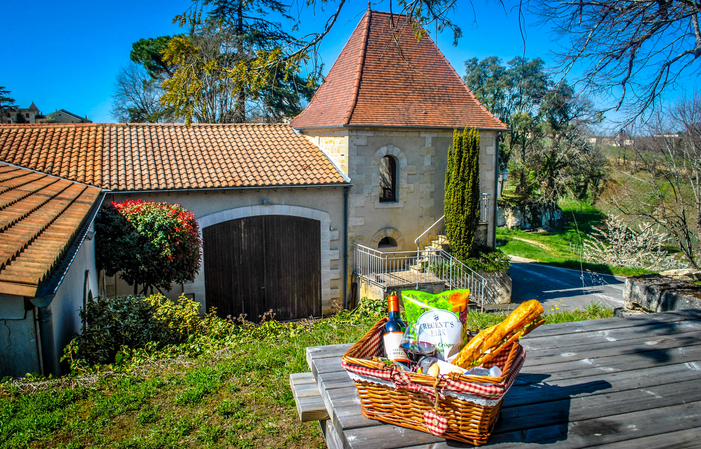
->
xmin=453 ymin=300 xmax=544 ymax=368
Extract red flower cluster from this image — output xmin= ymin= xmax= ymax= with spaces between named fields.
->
xmin=96 ymin=200 xmax=202 ymax=292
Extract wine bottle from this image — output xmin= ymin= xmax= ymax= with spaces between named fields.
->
xmin=383 ymin=292 xmax=411 ymax=364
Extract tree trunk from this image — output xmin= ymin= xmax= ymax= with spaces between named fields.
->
xmin=233 ymin=2 xmax=246 ymax=123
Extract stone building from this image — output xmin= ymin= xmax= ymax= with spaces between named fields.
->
xmin=0 ymin=123 xmax=349 ymax=327
xmin=291 ymin=10 xmax=507 ymax=277
xmin=0 ymin=102 xmax=42 ymax=124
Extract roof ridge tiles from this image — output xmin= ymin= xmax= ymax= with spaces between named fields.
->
xmin=343 ymin=9 xmax=372 ymax=124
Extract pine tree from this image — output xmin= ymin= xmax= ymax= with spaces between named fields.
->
xmin=444 ymin=126 xmax=481 ymax=261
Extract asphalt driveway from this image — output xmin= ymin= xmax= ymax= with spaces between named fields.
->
xmin=508 ymin=257 xmax=626 ymax=313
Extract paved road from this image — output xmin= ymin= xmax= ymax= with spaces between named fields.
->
xmin=508 ymin=257 xmax=626 ymax=313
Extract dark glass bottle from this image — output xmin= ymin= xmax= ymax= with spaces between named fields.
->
xmin=383 ymin=292 xmax=410 ymax=364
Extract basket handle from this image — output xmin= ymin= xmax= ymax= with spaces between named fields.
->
xmin=431 ymin=376 xmax=442 ymax=412
xmin=391 ymin=367 xmax=446 ymax=403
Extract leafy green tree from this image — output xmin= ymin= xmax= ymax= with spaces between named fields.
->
xmin=113 ymin=24 xmax=314 ymax=123
xmin=465 ymin=57 xmax=550 ymax=196
xmin=445 ymin=127 xmax=480 ymax=261
xmin=158 ymin=0 xmax=468 ymax=124
xmin=464 ymin=56 xmax=604 ymax=203
xmin=131 ymin=36 xmax=175 ymax=79
xmin=95 ymin=200 xmax=202 ymax=295
xmin=161 ymin=0 xmax=315 ymax=123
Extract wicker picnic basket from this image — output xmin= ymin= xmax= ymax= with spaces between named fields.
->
xmin=342 ymin=317 xmax=526 ymax=445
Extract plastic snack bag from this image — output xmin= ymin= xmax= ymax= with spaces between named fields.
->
xmin=402 ymin=289 xmax=470 ymax=325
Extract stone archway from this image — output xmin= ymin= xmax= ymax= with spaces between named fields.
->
xmin=197 ymin=205 xmax=335 ymax=317
xmin=370 ymin=227 xmax=406 ymax=250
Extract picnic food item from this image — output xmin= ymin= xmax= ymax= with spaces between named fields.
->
xmin=453 ymin=300 xmax=544 ymax=368
xmin=383 ymin=292 xmax=410 ymax=364
xmin=414 ymin=309 xmax=463 ymax=360
xmin=402 ymin=289 xmax=470 ymax=325
xmin=416 ymin=357 xmax=466 ymax=376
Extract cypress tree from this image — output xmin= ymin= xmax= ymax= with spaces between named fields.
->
xmin=444 ymin=126 xmax=481 ymax=261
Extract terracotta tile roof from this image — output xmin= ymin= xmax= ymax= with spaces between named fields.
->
xmin=0 ymin=123 xmax=347 ymax=191
xmin=0 ymin=162 xmax=102 ymax=297
xmin=291 ymin=10 xmax=507 ymax=130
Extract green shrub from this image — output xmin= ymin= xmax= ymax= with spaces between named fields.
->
xmin=445 ymin=126 xmax=481 ymax=261
xmin=63 ymin=294 xmax=204 ymax=367
xmin=463 ymin=245 xmax=511 ymax=272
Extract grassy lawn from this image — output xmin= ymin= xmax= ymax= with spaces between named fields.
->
xmin=497 ymin=198 xmax=651 ymax=276
xmin=0 ymin=300 xmax=613 ymax=449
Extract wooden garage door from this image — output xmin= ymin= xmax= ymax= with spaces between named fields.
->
xmin=203 ymin=215 xmax=321 ymax=321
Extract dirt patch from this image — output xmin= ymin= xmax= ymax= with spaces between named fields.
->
xmin=512 ymin=237 xmax=552 ymax=252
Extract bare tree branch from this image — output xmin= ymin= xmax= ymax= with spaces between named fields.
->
xmin=533 ymin=0 xmax=701 ymax=123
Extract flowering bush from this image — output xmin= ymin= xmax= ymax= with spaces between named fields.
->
xmin=96 ymin=200 xmax=202 ymax=293
xmin=582 ymin=214 xmax=687 ymax=272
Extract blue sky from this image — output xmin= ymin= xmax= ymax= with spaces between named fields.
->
xmin=1 ymin=1 xmax=592 ymax=123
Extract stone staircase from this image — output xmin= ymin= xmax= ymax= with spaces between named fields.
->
xmin=354 ymin=214 xmax=498 ymax=308
xmin=409 ymin=234 xmax=450 ymax=273
xmin=410 ymin=232 xmax=512 ymax=306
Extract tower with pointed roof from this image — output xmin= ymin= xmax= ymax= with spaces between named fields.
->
xmin=291 ymin=10 xmax=506 ymax=259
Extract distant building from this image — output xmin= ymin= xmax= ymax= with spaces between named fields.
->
xmin=0 ymin=102 xmax=42 ymax=124
xmin=38 ymin=109 xmax=92 ymax=124
xmin=1 ymin=104 xmax=92 ymax=124
xmin=587 ymin=130 xmax=634 ymax=147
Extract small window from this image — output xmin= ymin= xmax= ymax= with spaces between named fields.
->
xmin=378 ymin=237 xmax=398 ymax=248
xmin=379 ymin=156 xmax=397 ymax=202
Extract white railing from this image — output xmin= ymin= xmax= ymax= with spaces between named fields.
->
xmin=353 ymin=245 xmax=419 ymax=284
xmin=354 ymin=244 xmax=489 ymax=309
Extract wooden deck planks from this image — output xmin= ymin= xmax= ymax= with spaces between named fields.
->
xmin=525 ymin=309 xmax=701 ymax=338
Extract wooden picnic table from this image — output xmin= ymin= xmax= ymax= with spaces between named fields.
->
xmin=291 ymin=309 xmax=701 ymax=448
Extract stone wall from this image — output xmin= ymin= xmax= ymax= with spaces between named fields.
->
xmin=305 ymin=127 xmax=499 ymax=251
xmin=623 ymin=274 xmax=701 ymax=312
xmin=499 ymin=200 xmax=564 ymax=230
xmin=479 ymin=270 xmax=512 ymax=305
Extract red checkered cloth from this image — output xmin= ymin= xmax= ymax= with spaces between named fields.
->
xmin=424 ymin=410 xmax=449 ymax=436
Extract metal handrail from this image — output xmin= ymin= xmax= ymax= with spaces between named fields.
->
xmin=414 ymin=215 xmax=445 ymax=251
xmin=354 ymin=243 xmax=488 ymax=309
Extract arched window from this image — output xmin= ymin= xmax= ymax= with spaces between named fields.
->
xmin=379 ymin=156 xmax=397 ymax=202
xmin=378 ymin=237 xmax=398 ymax=248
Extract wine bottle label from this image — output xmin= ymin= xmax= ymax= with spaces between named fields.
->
xmin=383 ymin=332 xmax=410 ymax=363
